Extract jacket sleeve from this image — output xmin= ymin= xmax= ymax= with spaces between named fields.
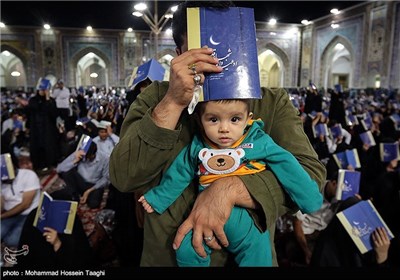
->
xmin=241 ymin=88 xmax=326 ymax=231
xmin=250 ymin=130 xmax=323 ymax=214
xmin=109 ymin=81 xmax=192 ymax=192
xmin=144 ymin=140 xmax=200 ymax=214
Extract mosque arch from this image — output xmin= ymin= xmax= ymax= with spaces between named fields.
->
xmin=70 ymin=47 xmax=110 ymax=89
xmin=0 ymin=45 xmax=27 ymax=90
xmin=320 ymin=36 xmax=354 ymax=90
xmin=258 ymin=43 xmax=290 ymax=87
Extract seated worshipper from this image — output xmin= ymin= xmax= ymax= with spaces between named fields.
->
xmin=1 ymin=153 xmax=41 ymax=249
xmin=92 ymin=120 xmax=120 ymax=157
xmin=56 ymin=142 xmax=110 ymax=209
xmin=16 ymin=190 xmax=97 ymax=268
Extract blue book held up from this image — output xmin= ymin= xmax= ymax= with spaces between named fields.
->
xmin=329 ymin=124 xmax=343 ymax=139
xmin=389 ymin=113 xmax=400 ymax=131
xmin=187 ymin=7 xmax=261 ymax=102
xmin=360 ymin=113 xmax=373 ymax=131
xmin=33 ymin=192 xmax=78 ymax=234
xmin=359 ymin=130 xmax=376 ymax=146
xmin=1 ymin=153 xmax=15 ymax=181
xmin=76 ymin=134 xmax=92 ymax=157
xmin=336 ymin=200 xmax=394 ymax=254
xmin=379 ymin=142 xmax=400 ymax=162
xmin=128 ymin=58 xmax=166 ymax=91
xmin=312 ymin=123 xmax=329 ymax=138
xmin=345 ymin=113 xmax=359 ymax=126
xmin=37 ymin=77 xmax=51 ymax=90
xmin=335 ymin=169 xmax=361 ymax=200
xmin=333 ymin=148 xmax=361 ymax=169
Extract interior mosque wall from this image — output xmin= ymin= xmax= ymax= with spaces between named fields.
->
xmin=0 ymin=1 xmax=398 ymax=91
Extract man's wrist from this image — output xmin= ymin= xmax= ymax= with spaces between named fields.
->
xmin=152 ymin=94 xmax=184 ymax=130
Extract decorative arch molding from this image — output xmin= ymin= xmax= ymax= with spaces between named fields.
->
xmin=260 ymin=43 xmax=290 ymax=86
xmin=0 ymin=44 xmax=29 ymax=90
xmin=156 ymin=48 xmax=176 ymax=63
xmin=70 ymin=47 xmax=110 ymax=88
xmin=313 ymin=15 xmax=364 ymax=88
xmin=389 ymin=1 xmax=400 ymax=88
xmin=62 ymin=35 xmax=119 ymax=86
xmin=0 ymin=33 xmax=37 ymax=86
xmin=0 ymin=44 xmax=28 ymax=66
xmin=320 ymin=35 xmax=354 ymax=88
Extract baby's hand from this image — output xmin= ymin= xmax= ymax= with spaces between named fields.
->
xmin=138 ymin=195 xmax=154 ymax=213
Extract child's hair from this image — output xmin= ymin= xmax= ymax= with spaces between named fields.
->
xmin=195 ymin=99 xmax=251 ymax=116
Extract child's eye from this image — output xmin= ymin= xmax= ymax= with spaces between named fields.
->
xmin=210 ymin=118 xmax=218 ymax=123
xmin=231 ymin=117 xmax=240 ymax=122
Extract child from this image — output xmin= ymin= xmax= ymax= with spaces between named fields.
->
xmin=139 ymin=99 xmax=323 ymax=267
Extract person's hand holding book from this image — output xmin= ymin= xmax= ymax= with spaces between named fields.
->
xmin=372 ymin=227 xmax=391 ymax=264
xmin=43 ymin=227 xmax=62 ymax=252
xmin=74 ymin=150 xmax=86 ymax=164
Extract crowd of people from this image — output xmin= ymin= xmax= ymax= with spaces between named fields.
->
xmin=1 ymin=0 xmax=399 ymax=271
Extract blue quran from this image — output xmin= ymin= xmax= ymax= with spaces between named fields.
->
xmin=379 ymin=142 xmax=400 ymax=162
xmin=336 ymin=200 xmax=394 ymax=254
xmin=359 ymin=131 xmax=376 ymax=146
xmin=33 ymin=192 xmax=78 ymax=234
xmin=335 ymin=169 xmax=361 ymax=200
xmin=1 ymin=153 xmax=15 ymax=181
xmin=129 ymin=58 xmax=166 ymax=91
xmin=312 ymin=123 xmax=329 ymax=138
xmin=333 ymin=148 xmax=361 ymax=169
xmin=187 ymin=7 xmax=261 ymax=102
xmin=76 ymin=134 xmax=93 ymax=157
xmin=329 ymin=124 xmax=342 ymax=139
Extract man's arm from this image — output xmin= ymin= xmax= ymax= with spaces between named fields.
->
xmin=0 ymin=190 xmax=36 ymax=219
xmin=109 ymin=48 xmax=221 ymax=192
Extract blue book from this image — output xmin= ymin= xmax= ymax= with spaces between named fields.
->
xmin=389 ymin=113 xmax=400 ymax=131
xmin=360 ymin=113 xmax=373 ymax=131
xmin=336 ymin=200 xmax=394 ymax=254
xmin=75 ymin=117 xmax=91 ymax=126
xmin=187 ymin=7 xmax=261 ymax=102
xmin=308 ymin=110 xmax=318 ymax=119
xmin=312 ymin=123 xmax=329 ymax=138
xmin=76 ymin=134 xmax=93 ymax=157
xmin=129 ymin=58 xmax=166 ymax=91
xmin=334 ymin=84 xmax=342 ymax=93
xmin=37 ymin=77 xmax=51 ymax=90
xmin=345 ymin=114 xmax=359 ymax=126
xmin=359 ymin=130 xmax=376 ymax=146
xmin=329 ymin=124 xmax=342 ymax=139
xmin=1 ymin=153 xmax=15 ymax=181
xmin=333 ymin=148 xmax=361 ymax=169
xmin=379 ymin=142 xmax=400 ymax=162
xmin=33 ymin=192 xmax=78 ymax=234
xmin=335 ymin=169 xmax=361 ymax=200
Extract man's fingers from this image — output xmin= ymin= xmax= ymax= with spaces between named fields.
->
xmin=214 ymin=227 xmax=229 ymax=247
xmin=192 ymin=231 xmax=207 ymax=258
xmin=173 ymin=221 xmax=193 ymax=250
